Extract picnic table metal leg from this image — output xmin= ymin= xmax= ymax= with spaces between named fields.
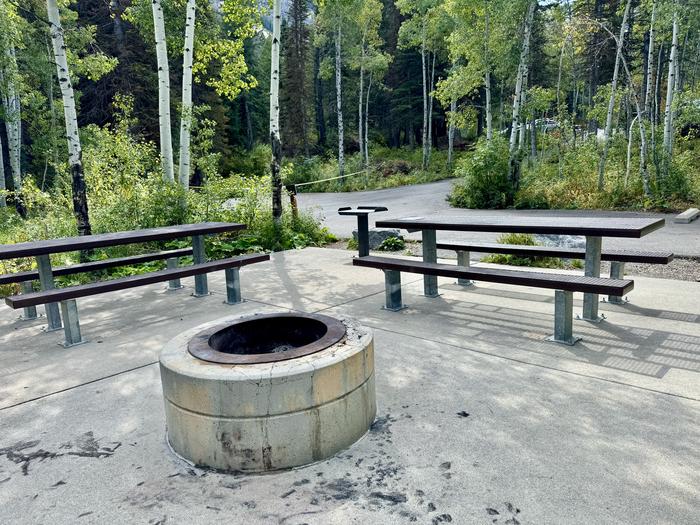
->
xmin=548 ymin=290 xmax=581 ymax=345
xmin=192 ymin=235 xmax=209 ymax=297
xmin=383 ymin=270 xmax=405 ymax=311
xmin=581 ymin=236 xmax=603 ymax=322
xmin=19 ymin=281 xmax=38 ymax=320
xmin=224 ymin=267 xmax=242 ymax=305
xmin=456 ymin=250 xmax=474 ymax=287
xmin=357 ymin=214 xmax=370 ymax=257
xmin=36 ymin=254 xmax=62 ymax=331
xmin=60 ymin=299 xmax=85 ymax=347
xmin=422 ymin=229 xmax=439 ymax=297
xmin=166 ymin=257 xmax=183 ymax=290
xmin=607 ymin=262 xmax=626 ymax=304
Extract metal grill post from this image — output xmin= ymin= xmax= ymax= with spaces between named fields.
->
xmin=36 ymin=254 xmax=62 ymax=331
xmin=422 ymin=229 xmax=439 ymax=297
xmin=166 ymin=257 xmax=183 ymax=290
xmin=224 ymin=267 xmax=242 ymax=305
xmin=192 ymin=234 xmax=209 ymax=296
xmin=60 ymin=299 xmax=85 ymax=347
xmin=608 ymin=262 xmax=625 ymax=304
xmin=19 ymin=281 xmax=38 ymax=320
xmin=456 ymin=250 xmax=474 ymax=287
xmin=549 ymin=290 xmax=581 ymax=345
xmin=357 ymin=214 xmax=370 ymax=257
xmin=383 ymin=270 xmax=404 ymax=311
xmin=581 ymin=236 xmax=603 ymax=322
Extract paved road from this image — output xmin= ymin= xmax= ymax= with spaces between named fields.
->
xmin=297 ymin=179 xmax=700 ymax=256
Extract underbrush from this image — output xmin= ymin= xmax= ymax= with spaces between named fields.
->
xmin=483 ymin=233 xmax=565 ymax=269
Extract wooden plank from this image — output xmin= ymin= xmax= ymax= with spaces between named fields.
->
xmin=353 ymin=255 xmax=634 ymax=296
xmin=673 ymin=208 xmax=699 ymax=224
xmin=0 ymin=222 xmax=245 ymax=260
xmin=435 ymin=243 xmax=674 ymax=264
xmin=375 ymin=216 xmax=666 ymax=238
xmin=0 ymin=249 xmax=194 ymax=286
xmin=5 ymin=253 xmax=269 ymax=309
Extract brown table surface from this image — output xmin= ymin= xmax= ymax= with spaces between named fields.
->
xmin=0 ymin=222 xmax=246 ymax=260
xmin=375 ymin=216 xmax=665 ymax=239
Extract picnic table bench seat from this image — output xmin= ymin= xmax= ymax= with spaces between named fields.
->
xmin=353 ymin=255 xmax=634 ymax=345
xmin=5 ymin=253 xmax=270 ymax=347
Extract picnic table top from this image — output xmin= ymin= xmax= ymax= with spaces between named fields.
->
xmin=0 ymin=222 xmax=246 ymax=260
xmin=375 ymin=215 xmax=666 ymax=238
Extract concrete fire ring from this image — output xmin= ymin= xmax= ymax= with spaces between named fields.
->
xmin=159 ymin=314 xmax=376 ymax=473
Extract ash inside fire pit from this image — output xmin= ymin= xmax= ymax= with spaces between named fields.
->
xmin=188 ymin=312 xmax=346 ymax=364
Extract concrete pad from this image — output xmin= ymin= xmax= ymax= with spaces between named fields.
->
xmin=0 ymin=246 xmax=698 ymax=523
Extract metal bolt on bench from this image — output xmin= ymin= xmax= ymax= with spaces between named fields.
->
xmin=338 ymin=206 xmax=388 ymax=257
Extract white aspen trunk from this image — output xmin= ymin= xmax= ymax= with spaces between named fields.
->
xmin=270 ymin=0 xmax=283 ymax=223
xmin=662 ymin=8 xmax=678 ymax=163
xmin=426 ymin=51 xmax=436 ymax=166
xmin=364 ymin=72 xmax=372 ymax=166
xmin=0 ymin=132 xmax=6 ymax=207
xmin=509 ymin=0 xmax=535 ymax=163
xmin=358 ymin=36 xmax=365 ymax=164
xmin=597 ymin=0 xmax=631 ymax=191
xmin=1 ymin=46 xmax=21 ymax=191
xmin=152 ymin=0 xmax=175 ymax=183
xmin=484 ymin=4 xmax=492 ymax=142
xmin=335 ymin=24 xmax=345 ymax=178
xmin=625 ymin=114 xmax=638 ymax=186
xmin=178 ymin=0 xmax=196 ymax=190
xmin=518 ymin=66 xmax=529 ymax=153
xmin=644 ymin=1 xmax=655 ymax=119
xmin=47 ymin=0 xmax=91 ymax=236
xmin=448 ymin=97 xmax=456 ymax=168
xmin=420 ymin=22 xmax=428 ymax=170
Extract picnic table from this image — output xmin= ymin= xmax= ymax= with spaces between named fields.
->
xmin=375 ymin=215 xmax=666 ymax=321
xmin=0 ymin=222 xmax=246 ymax=332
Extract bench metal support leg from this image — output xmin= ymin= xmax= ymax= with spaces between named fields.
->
xmin=60 ymin=299 xmax=85 ymax=347
xmin=383 ymin=270 xmax=405 ymax=311
xmin=192 ymin=235 xmax=209 ymax=297
xmin=548 ymin=290 xmax=581 ymax=345
xmin=166 ymin=257 xmax=183 ymax=290
xmin=36 ymin=254 xmax=62 ymax=331
xmin=607 ymin=262 xmax=626 ymax=304
xmin=19 ymin=281 xmax=38 ymax=321
xmin=224 ymin=267 xmax=242 ymax=305
xmin=357 ymin=214 xmax=370 ymax=257
xmin=581 ymin=236 xmax=604 ymax=322
xmin=422 ymin=229 xmax=439 ymax=297
xmin=456 ymin=250 xmax=474 ymax=287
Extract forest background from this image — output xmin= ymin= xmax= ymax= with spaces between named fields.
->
xmin=0 ymin=0 xmax=699 ymax=280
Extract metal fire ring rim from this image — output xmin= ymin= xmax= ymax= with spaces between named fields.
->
xmin=187 ymin=312 xmax=347 ymax=365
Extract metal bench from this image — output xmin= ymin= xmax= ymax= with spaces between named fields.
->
xmin=353 ymin=255 xmax=634 ymax=345
xmin=435 ymin=242 xmax=672 ymax=304
xmin=5 ymin=253 xmax=269 ymax=347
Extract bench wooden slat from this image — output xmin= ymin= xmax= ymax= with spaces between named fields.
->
xmin=5 ymin=253 xmax=269 ymax=309
xmin=435 ymin=242 xmax=674 ymax=264
xmin=0 ymin=249 xmax=194 ymax=286
xmin=353 ymin=255 xmax=634 ymax=296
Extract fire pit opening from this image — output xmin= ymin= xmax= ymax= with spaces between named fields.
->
xmin=188 ymin=312 xmax=346 ymax=364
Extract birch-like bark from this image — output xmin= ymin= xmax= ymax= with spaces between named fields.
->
xmin=270 ymin=0 xmax=283 ymax=223
xmin=335 ymin=24 xmax=345 ymax=178
xmin=448 ymin=97 xmax=456 ymax=168
xmin=358 ymin=35 xmax=365 ymax=164
xmin=426 ymin=51 xmax=436 ymax=166
xmin=46 ymin=0 xmax=91 ymax=236
xmin=625 ymin=114 xmax=638 ymax=185
xmin=597 ymin=0 xmax=631 ymax=191
xmin=484 ymin=4 xmax=493 ymax=142
xmin=1 ymin=46 xmax=21 ymax=191
xmin=152 ymin=0 xmax=174 ymax=183
xmin=364 ymin=72 xmax=372 ymax=166
xmin=178 ymin=0 xmax=196 ymax=190
xmin=420 ymin=21 xmax=428 ymax=170
xmin=644 ymin=1 xmax=656 ymax=119
xmin=508 ymin=0 xmax=535 ymax=168
xmin=0 ymin=132 xmax=6 ymax=207
xmin=663 ymin=6 xmax=679 ymax=159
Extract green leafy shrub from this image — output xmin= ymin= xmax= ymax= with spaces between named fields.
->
xmin=377 ymin=236 xmax=405 ymax=251
xmin=448 ymin=136 xmax=511 ymax=209
xmin=483 ymin=233 xmax=564 ymax=269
